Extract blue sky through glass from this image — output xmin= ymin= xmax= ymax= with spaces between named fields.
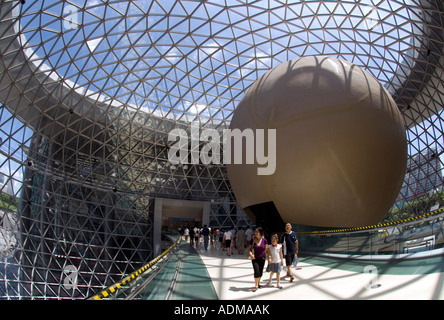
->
xmin=17 ymin=0 xmax=421 ymax=125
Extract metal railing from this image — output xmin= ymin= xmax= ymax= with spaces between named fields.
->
xmin=298 ymin=208 xmax=444 ymax=259
xmin=89 ymin=233 xmax=181 ymax=300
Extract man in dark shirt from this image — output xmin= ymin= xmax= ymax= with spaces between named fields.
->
xmin=201 ymin=225 xmax=210 ymax=250
xmin=280 ymin=223 xmax=298 ymax=282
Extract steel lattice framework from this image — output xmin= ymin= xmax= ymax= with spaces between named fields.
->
xmin=0 ymin=0 xmax=443 ymax=299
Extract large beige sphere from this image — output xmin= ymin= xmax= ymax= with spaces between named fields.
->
xmin=227 ymin=56 xmax=407 ymax=228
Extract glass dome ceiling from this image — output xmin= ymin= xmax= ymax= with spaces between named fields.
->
xmin=1 ymin=0 xmax=444 ymax=300
xmin=18 ymin=0 xmax=423 ymax=126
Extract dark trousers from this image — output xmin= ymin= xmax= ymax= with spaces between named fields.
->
xmin=252 ymin=258 xmax=266 ymax=278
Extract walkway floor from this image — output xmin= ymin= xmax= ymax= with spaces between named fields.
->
xmin=193 ymin=243 xmax=444 ymax=300
xmin=170 ymin=242 xmax=218 ymax=300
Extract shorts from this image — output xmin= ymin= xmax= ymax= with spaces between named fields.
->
xmin=225 ymin=239 xmax=231 ymax=247
xmin=285 ymin=254 xmax=296 ymax=266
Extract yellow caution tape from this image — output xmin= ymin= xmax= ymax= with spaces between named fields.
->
xmin=299 ymin=208 xmax=444 ymax=235
xmin=90 ymin=238 xmax=180 ymax=300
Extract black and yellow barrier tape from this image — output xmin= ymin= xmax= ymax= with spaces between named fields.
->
xmin=91 ymin=238 xmax=180 ymax=300
xmin=298 ymin=208 xmax=444 ymax=235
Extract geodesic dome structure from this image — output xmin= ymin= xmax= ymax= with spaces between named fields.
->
xmin=0 ymin=0 xmax=443 ymax=299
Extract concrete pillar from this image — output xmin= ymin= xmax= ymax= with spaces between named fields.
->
xmin=203 ymin=202 xmax=211 ymax=226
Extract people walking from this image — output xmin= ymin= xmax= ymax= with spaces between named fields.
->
xmin=280 ymin=223 xmax=298 ymax=282
xmin=245 ymin=226 xmax=254 ymax=245
xmin=266 ymin=234 xmax=284 ymax=289
xmin=236 ymin=226 xmax=245 ymax=254
xmin=201 ymin=224 xmax=210 ymax=250
xmin=189 ymin=226 xmax=195 ymax=247
xmin=248 ymin=227 xmax=268 ymax=292
xmin=223 ymin=229 xmax=232 ymax=256
xmin=194 ymin=226 xmax=200 ymax=248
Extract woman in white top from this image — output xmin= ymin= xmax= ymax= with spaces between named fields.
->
xmin=266 ymin=234 xmax=284 ymax=289
xmin=223 ymin=229 xmax=232 ymax=256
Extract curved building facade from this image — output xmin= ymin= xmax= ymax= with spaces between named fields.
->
xmin=0 ymin=0 xmax=443 ymax=299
